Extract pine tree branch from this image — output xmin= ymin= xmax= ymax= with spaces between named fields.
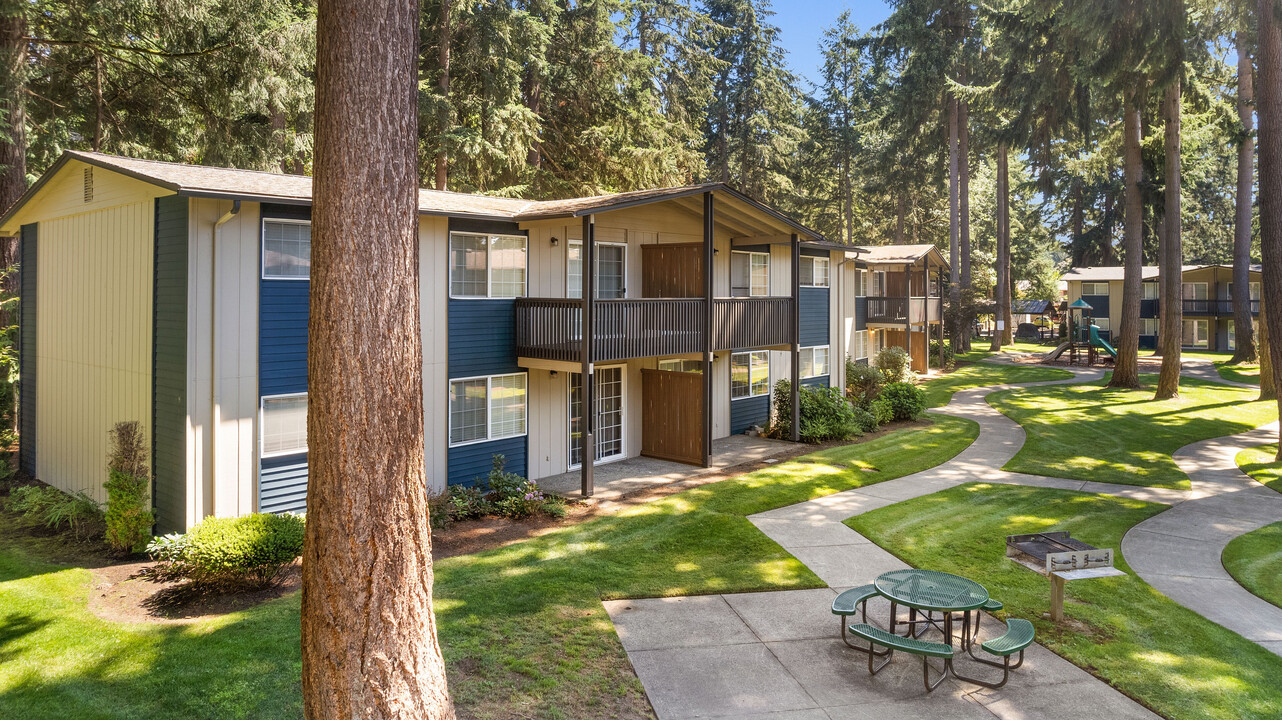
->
xmin=24 ymin=36 xmax=234 ymax=58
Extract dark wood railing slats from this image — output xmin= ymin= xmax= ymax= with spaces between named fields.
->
xmin=1178 ymin=299 xmax=1260 ymax=315
xmin=515 ymin=296 xmax=797 ymax=363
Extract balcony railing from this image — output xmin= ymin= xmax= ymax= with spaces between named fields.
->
xmin=515 ymin=296 xmax=796 ymax=363
xmin=866 ymin=296 xmax=942 ymax=324
xmin=1180 ymin=299 xmax=1259 ymax=315
xmin=712 ymin=297 xmax=794 ymax=351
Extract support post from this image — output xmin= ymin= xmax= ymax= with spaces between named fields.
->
xmin=1050 ymin=574 xmax=1066 ymax=622
xmin=904 ymin=264 xmax=912 ymax=370
xmin=581 ymin=214 xmax=595 ymax=496
xmin=790 ymin=233 xmax=801 ymax=443
xmin=702 ymin=193 xmax=714 ymax=467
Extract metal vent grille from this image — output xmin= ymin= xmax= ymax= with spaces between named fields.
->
xmin=83 ymin=167 xmax=93 ymax=203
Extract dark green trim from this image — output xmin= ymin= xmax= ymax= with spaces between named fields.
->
xmin=152 ymin=196 xmax=188 ymax=533
xmin=18 ymin=223 xmax=35 ymax=476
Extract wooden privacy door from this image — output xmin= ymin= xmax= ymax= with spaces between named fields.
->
xmin=640 ymin=368 xmax=704 ymax=466
xmin=641 ymin=243 xmax=704 ymax=298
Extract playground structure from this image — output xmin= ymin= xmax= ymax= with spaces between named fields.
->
xmin=1043 ymin=298 xmax=1116 ymax=366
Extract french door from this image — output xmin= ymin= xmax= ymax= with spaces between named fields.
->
xmin=569 ymin=366 xmax=625 ymax=467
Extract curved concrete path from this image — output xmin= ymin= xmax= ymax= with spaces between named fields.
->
xmin=606 ymin=358 xmax=1281 ymax=719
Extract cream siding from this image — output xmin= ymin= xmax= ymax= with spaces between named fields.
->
xmin=34 ymin=199 xmax=157 ymax=503
xmin=420 ymin=215 xmax=450 ymax=492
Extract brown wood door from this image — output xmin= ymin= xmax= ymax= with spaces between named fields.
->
xmin=641 ymin=368 xmax=704 ymax=465
xmin=642 ymin=243 xmax=704 ymax=298
xmin=910 ymin=331 xmax=927 ymax=373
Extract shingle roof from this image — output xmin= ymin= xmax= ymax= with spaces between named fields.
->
xmin=1064 ymin=264 xmax=1258 ymax=282
xmin=5 ymin=151 xmax=822 ymax=239
xmin=856 ymin=244 xmax=946 ymax=266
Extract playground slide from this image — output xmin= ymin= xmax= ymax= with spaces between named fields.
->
xmin=1044 ymin=341 xmax=1071 ymax=361
xmin=1089 ymin=324 xmax=1118 ymax=357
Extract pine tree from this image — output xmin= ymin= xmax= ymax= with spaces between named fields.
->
xmin=1231 ymin=24 xmax=1259 ymax=363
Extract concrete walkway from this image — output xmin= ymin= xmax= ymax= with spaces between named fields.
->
xmin=605 ymin=359 xmax=1282 ymax=719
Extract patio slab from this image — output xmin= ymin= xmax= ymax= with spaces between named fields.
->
xmin=603 ymin=595 xmax=760 ymax=652
xmin=627 ymin=643 xmax=818 ymax=719
xmin=723 ymin=588 xmax=840 ymax=643
xmin=539 ymin=434 xmax=796 ymax=500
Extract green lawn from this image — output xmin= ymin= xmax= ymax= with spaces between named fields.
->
xmin=990 ymin=374 xmax=1277 ymax=489
xmin=848 ymin=483 xmax=1282 ymax=720
xmin=1223 ymin=521 xmax=1282 ymax=610
xmin=1218 ymin=363 xmax=1261 ymax=386
xmin=1236 ymin=444 xmax=1282 ymax=495
xmin=1155 ymin=350 xmax=1234 ymax=362
xmin=0 ymin=415 xmax=980 ymax=720
xmin=922 ymin=360 xmax=1073 ymax=408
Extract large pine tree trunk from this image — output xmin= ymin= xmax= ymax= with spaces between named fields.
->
xmin=302 ymin=0 xmax=456 ymax=714
xmin=1232 ymin=34 xmax=1259 ymax=363
xmin=1260 ymin=0 xmax=1282 ymax=451
xmin=958 ymin=98 xmax=972 ymax=352
xmin=895 ymin=193 xmax=906 ymax=245
xmin=0 ymin=2 xmax=26 ymax=214
xmin=948 ymin=95 xmax=961 ymax=351
xmin=434 ymin=0 xmax=452 ymax=191
xmin=1156 ymin=77 xmax=1184 ymax=399
xmin=991 ymin=142 xmax=1009 ymax=352
xmin=1111 ymin=84 xmax=1144 ymax=389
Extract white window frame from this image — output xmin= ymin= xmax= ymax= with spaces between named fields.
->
xmin=261 ymin=218 xmax=312 ymax=281
xmin=260 ymin=392 xmax=309 ymax=458
xmin=568 ymin=239 xmax=628 ymax=299
xmin=856 ymin=269 xmax=866 ymax=297
xmin=1140 ymin=318 xmax=1159 ymax=336
xmin=731 ymin=350 xmax=770 ymax=399
xmin=732 ymin=250 xmax=771 ymax=297
xmin=1142 ymin=282 xmax=1159 ymax=300
xmin=872 ymin=271 xmax=887 ymax=297
xmin=800 ymin=345 xmax=830 ymax=378
xmin=855 ymin=330 xmax=869 ymax=360
xmin=568 ymin=365 xmax=627 ymax=469
xmin=1181 ymin=282 xmax=1208 ymax=300
xmin=448 ymin=372 xmax=529 ymax=447
xmin=658 ymin=358 xmax=703 ymax=373
xmin=1183 ymin=318 xmax=1210 ymax=348
xmin=1081 ymin=282 xmax=1110 ymax=297
xmin=448 ymin=232 xmax=529 ymax=299
xmin=800 ymin=256 xmax=830 ymax=288
xmin=1093 ymin=317 xmax=1111 ymax=331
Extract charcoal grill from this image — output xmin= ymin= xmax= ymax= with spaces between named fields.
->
xmin=1006 ymin=532 xmax=1124 ymax=622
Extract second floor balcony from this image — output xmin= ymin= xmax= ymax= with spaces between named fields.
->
xmin=514 ymin=296 xmax=796 ymax=363
xmin=866 ymin=296 xmax=943 ymax=325
xmin=1179 ymin=298 xmax=1260 ymax=316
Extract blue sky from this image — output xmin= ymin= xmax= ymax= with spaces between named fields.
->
xmin=771 ymin=1 xmax=893 ymax=91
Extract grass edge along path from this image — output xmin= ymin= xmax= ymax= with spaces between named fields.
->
xmin=1237 ymin=444 xmax=1282 ymax=495
xmin=0 ymin=415 xmax=980 ymax=720
xmin=923 ymin=360 xmax=1073 ymax=409
xmin=848 ymin=482 xmax=1282 ymax=720
xmin=1218 ymin=363 xmax=1260 ymax=386
xmin=989 ymin=374 xmax=1277 ymax=490
xmin=1222 ymin=521 xmax=1282 ymax=611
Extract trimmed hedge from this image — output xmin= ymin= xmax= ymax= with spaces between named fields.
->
xmin=184 ymin=513 xmax=305 ymax=587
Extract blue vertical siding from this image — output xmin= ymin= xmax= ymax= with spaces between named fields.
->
xmin=259 ymin=205 xmax=311 ymax=513
xmin=801 ymin=376 xmax=829 ymax=390
xmin=448 ymin=435 xmax=527 ymax=487
xmin=799 ymin=286 xmax=830 ymax=347
xmin=153 ymin=196 xmax=189 ymax=533
xmin=1140 ymin=299 xmax=1158 ymax=318
xmin=18 ymin=224 xmax=36 ymax=475
xmin=854 ymin=296 xmax=867 ymax=331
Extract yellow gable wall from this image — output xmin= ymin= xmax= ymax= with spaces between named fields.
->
xmin=28 ymin=164 xmax=169 ymax=502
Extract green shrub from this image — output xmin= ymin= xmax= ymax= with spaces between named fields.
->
xmin=479 ymin=454 xmax=567 ymax=521
xmin=6 ymin=484 xmax=104 ymax=539
xmin=146 ymin=532 xmax=189 ymax=563
xmin=184 ymin=512 xmax=305 ymax=587
xmin=928 ymin=340 xmax=955 ymax=369
xmin=874 ymin=346 xmax=913 ymax=383
xmin=103 ymin=421 xmax=153 ymax=554
xmin=446 ymin=484 xmax=492 ymax=522
xmin=880 ymin=381 xmax=927 ymax=421
xmin=869 ymin=398 xmax=894 ymax=426
xmin=844 ymin=358 xmax=884 ymax=407
xmin=851 ymin=404 xmax=879 ymax=434
xmin=771 ymin=380 xmax=862 ymax=444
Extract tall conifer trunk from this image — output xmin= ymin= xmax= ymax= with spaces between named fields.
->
xmin=991 ymin=142 xmax=1009 ymax=352
xmin=0 ymin=0 xmax=26 ymax=214
xmin=1111 ymin=84 xmax=1144 ymax=389
xmin=434 ymin=0 xmax=452 ymax=191
xmin=948 ymin=95 xmax=961 ymax=352
xmin=1156 ymin=76 xmax=1183 ymax=399
xmin=1259 ymin=0 xmax=1282 ymax=448
xmin=1261 ymin=297 xmax=1275 ymax=400
xmin=302 ymin=0 xmax=455 ymax=713
xmin=1232 ymin=34 xmax=1258 ymax=363
xmin=958 ymin=98 xmax=972 ymax=351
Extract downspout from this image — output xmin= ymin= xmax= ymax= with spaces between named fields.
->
xmin=209 ymin=200 xmax=241 ymax=517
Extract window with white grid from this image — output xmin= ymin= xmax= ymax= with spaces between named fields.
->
xmin=731 ymin=351 xmax=770 ymax=398
xmin=261 ymin=394 xmax=308 ymax=456
xmin=449 ymin=373 xmax=528 ymax=446
xmin=262 ymin=220 xmax=311 ymax=279
xmin=801 ymin=346 xmax=829 ymax=378
xmin=800 ymin=256 xmax=830 ymax=287
xmin=449 ymin=232 xmax=527 ymax=298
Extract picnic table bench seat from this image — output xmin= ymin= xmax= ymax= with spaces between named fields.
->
xmin=953 ymin=618 xmax=1036 ymax=690
xmin=847 ymin=623 xmax=953 ymax=691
